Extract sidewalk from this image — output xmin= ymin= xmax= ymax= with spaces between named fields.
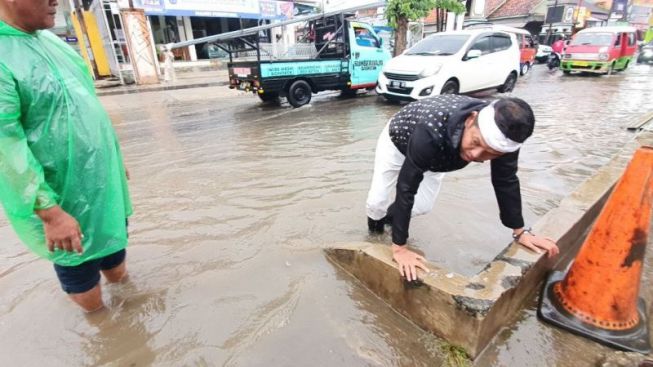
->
xmin=95 ymin=66 xmax=230 ymax=97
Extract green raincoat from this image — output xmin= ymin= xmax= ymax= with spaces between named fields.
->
xmin=0 ymin=21 xmax=132 ymax=266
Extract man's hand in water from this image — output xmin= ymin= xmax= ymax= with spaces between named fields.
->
xmin=391 ymin=244 xmax=429 ymax=281
xmin=515 ymin=230 xmax=559 ymax=258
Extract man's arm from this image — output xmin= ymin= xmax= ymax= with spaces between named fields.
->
xmin=391 ymin=124 xmax=438 ymax=245
xmin=491 ymin=152 xmax=559 ymax=257
xmin=390 ymin=124 xmax=438 ymax=280
xmin=0 ymin=63 xmax=58 ymax=214
xmin=0 ymin=63 xmax=82 ymax=253
xmin=392 ymin=157 xmax=424 ymax=246
xmin=490 ymin=151 xmax=524 ymax=229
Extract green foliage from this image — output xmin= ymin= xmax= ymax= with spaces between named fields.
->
xmin=436 ymin=0 xmax=467 ymax=15
xmin=386 ymin=0 xmax=466 ymax=27
xmin=439 ymin=343 xmax=472 ymax=367
xmin=435 ymin=0 xmax=467 ymax=15
xmin=385 ymin=0 xmax=436 ymax=27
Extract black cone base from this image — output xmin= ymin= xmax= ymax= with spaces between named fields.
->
xmin=538 ymin=271 xmax=651 ymax=355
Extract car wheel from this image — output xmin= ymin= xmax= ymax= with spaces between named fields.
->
xmin=440 ymin=80 xmax=459 ymax=95
xmin=258 ymin=92 xmax=280 ymax=103
xmin=497 ymin=73 xmax=517 ymax=93
xmin=287 ymin=80 xmax=312 ymax=108
xmin=520 ymin=63 xmax=530 ymax=76
xmin=562 ymin=70 xmax=571 ymax=75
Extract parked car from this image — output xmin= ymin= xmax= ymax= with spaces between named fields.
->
xmin=465 ymin=24 xmax=537 ymax=75
xmin=637 ymin=40 xmax=653 ymax=64
xmin=513 ymin=28 xmax=537 ymax=75
xmin=376 ymin=29 xmax=520 ymax=101
xmin=561 ymin=26 xmax=638 ymax=75
xmin=536 ymin=44 xmax=552 ymax=63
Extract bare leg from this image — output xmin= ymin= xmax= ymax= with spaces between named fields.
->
xmin=102 ymin=260 xmax=128 ymax=283
xmin=69 ymin=284 xmax=104 ymax=312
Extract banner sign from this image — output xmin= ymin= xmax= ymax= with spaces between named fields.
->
xmin=261 ymin=60 xmax=345 ymax=78
xmin=131 ymin=0 xmax=293 ymax=19
xmin=610 ymin=0 xmax=629 ymax=21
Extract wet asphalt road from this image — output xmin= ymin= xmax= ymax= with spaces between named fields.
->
xmin=1 ymin=63 xmax=652 ymax=366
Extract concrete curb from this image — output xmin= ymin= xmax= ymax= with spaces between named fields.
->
xmin=325 ymin=131 xmax=653 ymax=358
xmin=627 ymin=110 xmax=653 ymax=131
xmin=96 ymin=81 xmax=229 ymax=97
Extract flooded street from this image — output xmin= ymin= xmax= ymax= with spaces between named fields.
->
xmin=1 ymin=63 xmax=652 ymax=366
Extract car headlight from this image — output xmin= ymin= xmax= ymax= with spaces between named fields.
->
xmin=599 ymin=53 xmax=609 ymax=60
xmin=419 ymin=64 xmax=442 ymax=77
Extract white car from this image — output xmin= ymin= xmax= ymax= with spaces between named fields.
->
xmin=376 ymin=29 xmax=520 ymax=101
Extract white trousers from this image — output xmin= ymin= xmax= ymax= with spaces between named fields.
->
xmin=366 ymin=123 xmax=445 ymax=220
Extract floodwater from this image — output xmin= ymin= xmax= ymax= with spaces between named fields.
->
xmin=1 ymin=63 xmax=652 ymax=366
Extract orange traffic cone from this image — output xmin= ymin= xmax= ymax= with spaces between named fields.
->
xmin=538 ymin=146 xmax=653 ymax=354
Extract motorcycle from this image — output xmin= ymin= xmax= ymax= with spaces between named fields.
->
xmin=547 ymin=51 xmax=561 ymax=70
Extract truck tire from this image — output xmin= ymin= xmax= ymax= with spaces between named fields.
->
xmin=287 ymin=80 xmax=312 ymax=108
xmin=258 ymin=92 xmax=280 ymax=103
xmin=340 ymin=88 xmax=358 ymax=98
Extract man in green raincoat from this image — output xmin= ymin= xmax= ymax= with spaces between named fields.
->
xmin=0 ymin=0 xmax=132 ymax=312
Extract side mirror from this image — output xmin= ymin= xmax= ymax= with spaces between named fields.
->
xmin=379 ymin=38 xmax=383 ymax=47
xmin=465 ymin=49 xmax=482 ymax=60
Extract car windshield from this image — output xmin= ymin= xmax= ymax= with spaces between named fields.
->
xmin=405 ymin=35 xmax=470 ymax=56
xmin=570 ymin=33 xmax=613 ymax=46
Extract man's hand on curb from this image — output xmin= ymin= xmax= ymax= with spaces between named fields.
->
xmin=391 ymin=244 xmax=429 ymax=281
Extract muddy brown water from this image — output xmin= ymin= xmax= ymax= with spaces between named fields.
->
xmin=1 ymin=64 xmax=652 ymax=366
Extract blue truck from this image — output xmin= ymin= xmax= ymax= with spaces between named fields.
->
xmin=224 ymin=14 xmax=391 ymax=107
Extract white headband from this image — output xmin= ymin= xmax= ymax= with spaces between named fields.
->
xmin=477 ymin=103 xmax=522 ymax=153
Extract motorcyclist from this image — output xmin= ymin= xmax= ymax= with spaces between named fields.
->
xmin=551 ymin=36 xmax=567 ymax=54
xmin=548 ymin=35 xmax=568 ymax=70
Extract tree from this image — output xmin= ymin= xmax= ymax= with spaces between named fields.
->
xmin=434 ymin=0 xmax=466 ymax=33
xmin=386 ymin=0 xmax=467 ymax=55
xmin=385 ymin=0 xmax=436 ymax=56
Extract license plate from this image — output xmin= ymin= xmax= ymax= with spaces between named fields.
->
xmin=233 ymin=67 xmax=251 ymax=77
xmin=238 ymin=82 xmax=251 ymax=90
xmin=389 ymin=80 xmax=406 ymax=88
xmin=573 ymin=61 xmax=589 ymax=67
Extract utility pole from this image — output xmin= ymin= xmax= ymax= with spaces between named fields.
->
xmin=572 ymin=0 xmax=584 ymax=35
xmin=547 ymin=0 xmax=559 ymax=44
xmin=72 ymin=0 xmax=99 ymax=79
